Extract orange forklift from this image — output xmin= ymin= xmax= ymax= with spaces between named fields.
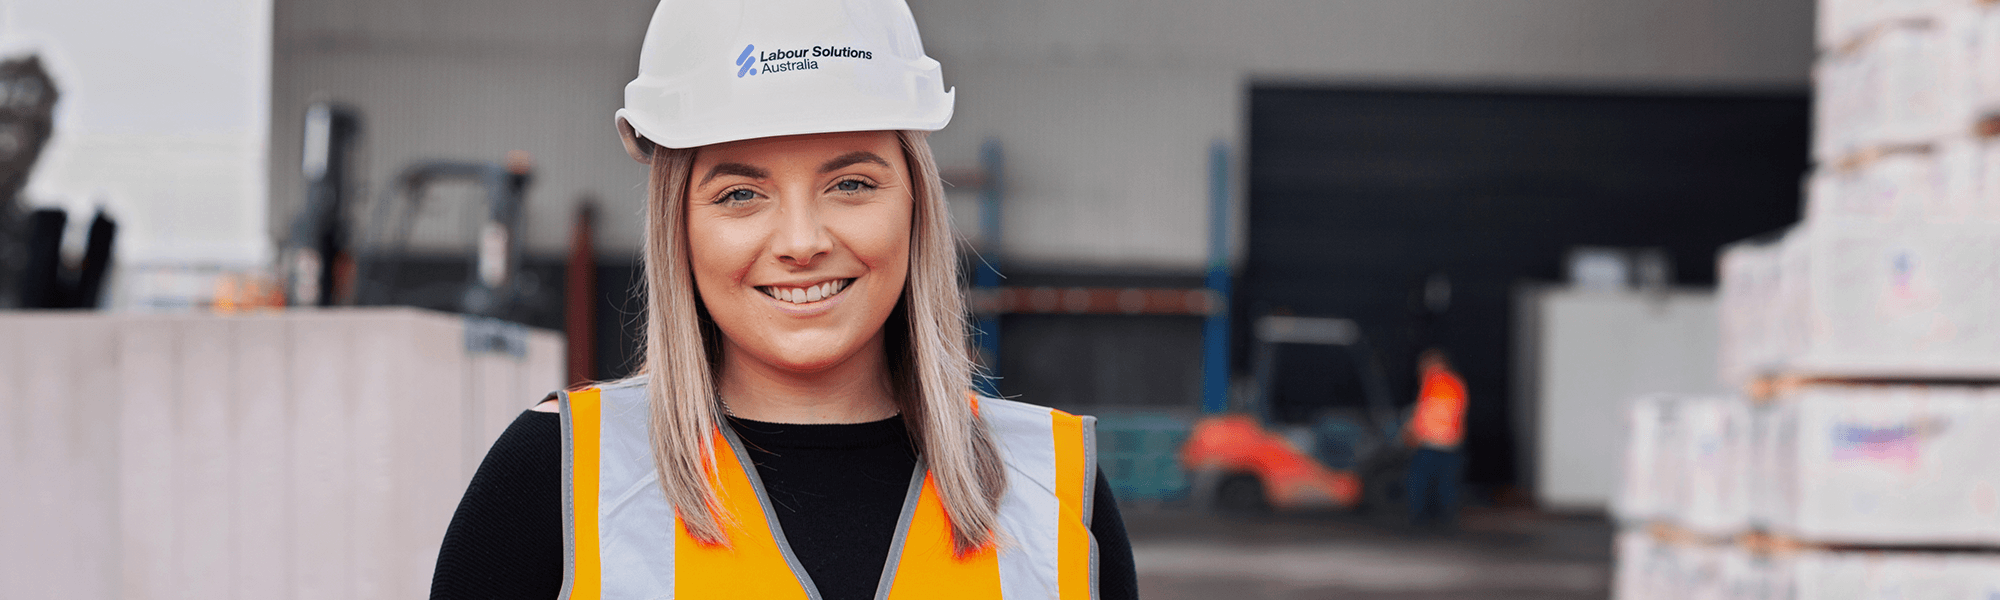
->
xmin=1181 ymin=315 xmax=1414 ymax=513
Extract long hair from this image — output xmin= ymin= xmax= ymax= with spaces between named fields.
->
xmin=632 ymin=130 xmax=1006 ymax=555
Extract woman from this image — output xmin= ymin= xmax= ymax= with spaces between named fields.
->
xmin=429 ymin=0 xmax=1136 ymax=598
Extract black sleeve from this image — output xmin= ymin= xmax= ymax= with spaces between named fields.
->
xmin=1090 ymin=470 xmax=1138 ymax=600
xmin=430 ymin=410 xmax=564 ymax=600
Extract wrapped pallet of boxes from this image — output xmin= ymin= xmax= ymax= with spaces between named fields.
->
xmin=1813 ymin=18 xmax=1979 ymax=163
xmin=1805 ymin=140 xmax=1997 ymax=228
xmin=1688 ymin=0 xmax=2000 ymax=596
xmin=1617 ymin=394 xmax=1682 ymax=524
xmin=1675 ymin=396 xmax=1753 ymax=537
xmin=1616 ymin=527 xmax=1786 ymax=600
xmin=1614 ymin=528 xmax=1699 ymax=600
xmin=1977 ymin=3 xmax=2000 ymax=115
xmin=1614 ymin=529 xmax=1660 ymax=600
xmin=1761 ymin=384 xmax=2000 ymax=545
xmin=1615 ymin=396 xmax=1682 ymax=600
xmin=1933 ymin=136 xmax=1996 ymax=223
xmin=1791 ymin=549 xmax=2000 ymax=599
xmin=1719 ymin=242 xmax=1784 ymax=386
xmin=1978 ymin=136 xmax=2000 ymax=222
xmin=1763 ymin=223 xmax=2000 ymax=378
xmin=1746 ymin=401 xmax=1796 ymax=532
xmin=1818 ymin=0 xmax=1969 ymax=55
xmin=1616 ymin=396 xmax=1776 ymax=600
xmin=1769 ymin=231 xmax=1814 ymax=377
xmin=0 ymin=308 xmax=564 ymax=599
xmin=1666 ymin=537 xmax=1728 ymax=600
xmin=1719 ymin=544 xmax=1793 ymax=600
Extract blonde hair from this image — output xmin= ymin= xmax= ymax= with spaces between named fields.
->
xmin=630 ymin=130 xmax=1006 ymax=555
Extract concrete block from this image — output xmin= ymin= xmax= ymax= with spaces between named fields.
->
xmin=0 ymin=308 xmax=562 ymax=597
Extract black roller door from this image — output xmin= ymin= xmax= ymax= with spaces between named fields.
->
xmin=1244 ymin=86 xmax=1809 ymax=488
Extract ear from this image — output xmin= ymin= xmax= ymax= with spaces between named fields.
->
xmin=616 ymin=116 xmax=655 ymax=164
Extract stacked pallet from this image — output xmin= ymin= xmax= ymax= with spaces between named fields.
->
xmin=1720 ymin=0 xmax=2000 ymax=383
xmin=1620 ymin=1 xmax=2000 ymax=597
xmin=1616 ymin=388 xmax=2000 ymax=599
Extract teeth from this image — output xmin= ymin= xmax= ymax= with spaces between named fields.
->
xmin=764 ymin=279 xmax=849 ymax=304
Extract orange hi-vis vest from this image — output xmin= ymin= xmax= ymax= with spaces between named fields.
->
xmin=557 ymin=381 xmax=1101 ymax=599
xmin=1409 ymin=366 xmax=1467 ymax=450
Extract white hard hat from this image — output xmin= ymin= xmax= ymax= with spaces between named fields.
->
xmin=615 ymin=0 xmax=955 ymax=160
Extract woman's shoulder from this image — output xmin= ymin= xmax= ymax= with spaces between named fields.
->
xmin=976 ymin=395 xmax=1094 ymax=425
xmin=531 ymin=378 xmax=650 ymax=414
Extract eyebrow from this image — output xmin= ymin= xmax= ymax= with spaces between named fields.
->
xmin=699 ymin=162 xmax=770 ymax=185
xmin=818 ymin=151 xmax=892 ymax=174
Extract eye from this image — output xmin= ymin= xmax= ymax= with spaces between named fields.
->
xmin=833 ymin=179 xmax=875 ymax=194
xmin=716 ymin=188 xmax=758 ymax=205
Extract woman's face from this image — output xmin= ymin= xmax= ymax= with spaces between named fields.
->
xmin=685 ymin=131 xmax=912 ymax=375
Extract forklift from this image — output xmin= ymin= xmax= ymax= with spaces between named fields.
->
xmin=283 ymin=101 xmax=538 ymax=322
xmin=1181 ymin=315 xmax=1415 ymax=513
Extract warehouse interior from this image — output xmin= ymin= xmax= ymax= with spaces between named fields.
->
xmin=261 ymin=0 xmax=1817 ymax=492
xmin=10 ymin=0 xmax=2000 ymax=597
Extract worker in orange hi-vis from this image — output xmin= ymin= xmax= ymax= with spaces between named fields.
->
xmin=1402 ymin=348 xmax=1468 ymax=527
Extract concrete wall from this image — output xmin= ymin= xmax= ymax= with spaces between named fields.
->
xmin=270 ymin=0 xmax=1814 ymax=269
xmin=0 ymin=309 xmax=563 ymax=598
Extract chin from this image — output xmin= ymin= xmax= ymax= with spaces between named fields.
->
xmin=748 ymin=331 xmax=872 ymax=373
xmin=761 ymin=351 xmax=849 ymax=373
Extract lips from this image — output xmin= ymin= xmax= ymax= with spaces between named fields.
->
xmin=757 ymin=278 xmax=854 ymax=304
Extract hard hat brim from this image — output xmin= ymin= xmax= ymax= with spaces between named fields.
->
xmin=615 ymin=89 xmax=953 ymax=153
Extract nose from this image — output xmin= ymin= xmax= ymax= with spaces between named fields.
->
xmin=771 ymin=197 xmax=833 ymax=267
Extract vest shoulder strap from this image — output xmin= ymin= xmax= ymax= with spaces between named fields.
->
xmin=973 ymin=396 xmax=1100 ymax=598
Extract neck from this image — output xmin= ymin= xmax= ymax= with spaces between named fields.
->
xmin=715 ymin=330 xmax=899 ymax=424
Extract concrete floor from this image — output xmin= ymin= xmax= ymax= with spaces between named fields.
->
xmin=1126 ymin=508 xmax=1614 ymax=600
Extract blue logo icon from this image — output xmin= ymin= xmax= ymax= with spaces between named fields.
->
xmin=736 ymin=44 xmax=757 ymax=77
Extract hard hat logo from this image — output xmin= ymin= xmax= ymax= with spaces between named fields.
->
xmin=735 ymin=44 xmax=758 ymax=78
xmin=737 ymin=45 xmax=876 ymax=77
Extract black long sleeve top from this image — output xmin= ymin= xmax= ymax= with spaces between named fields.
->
xmin=430 ymin=409 xmax=1137 ymax=600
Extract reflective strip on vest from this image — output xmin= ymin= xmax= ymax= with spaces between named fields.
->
xmin=558 ymin=382 xmax=1099 ymax=599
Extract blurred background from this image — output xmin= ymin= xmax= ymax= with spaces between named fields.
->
xmin=7 ymin=0 xmax=2000 ymax=598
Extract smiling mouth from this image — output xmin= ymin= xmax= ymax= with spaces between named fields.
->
xmin=757 ymin=278 xmax=855 ymax=305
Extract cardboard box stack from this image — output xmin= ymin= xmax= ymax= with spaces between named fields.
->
xmin=1621 ymin=1 xmax=2000 ymax=597
xmin=1617 ymin=388 xmax=2000 ymax=599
